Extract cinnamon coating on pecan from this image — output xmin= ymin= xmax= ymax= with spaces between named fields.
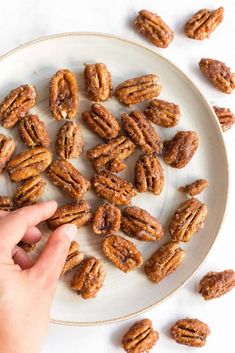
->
xmin=56 ymin=122 xmax=83 ymax=159
xmin=213 ymin=106 xmax=235 ymax=132
xmin=18 ymin=114 xmax=50 ymax=148
xmin=84 ymin=63 xmax=112 ymax=102
xmin=0 ymin=133 xmax=16 ymax=174
xmin=199 ymin=269 xmax=235 ymax=300
xmin=14 ymin=176 xmax=45 ymax=207
xmin=144 ymin=98 xmax=180 ymax=128
xmin=0 ymin=196 xmax=14 ymax=211
xmin=93 ymin=203 xmax=121 ymax=235
xmin=61 ymin=241 xmax=84 ymax=276
xmin=179 ymin=178 xmax=209 ymax=196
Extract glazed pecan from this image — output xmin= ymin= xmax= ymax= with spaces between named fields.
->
xmin=71 ymin=257 xmax=105 ymax=299
xmin=122 ymin=111 xmax=163 ymax=155
xmin=213 ymin=106 xmax=235 ymax=132
xmin=92 ymin=171 xmax=136 ymax=206
xmin=170 ymin=318 xmax=210 ymax=347
xmin=49 ymin=69 xmax=79 ymax=120
xmin=18 ymin=241 xmax=36 ymax=253
xmin=135 ymin=9 xmax=174 ymax=48
xmin=103 ymin=234 xmax=143 ymax=272
xmin=114 ymin=74 xmax=161 ymax=107
xmin=164 ymin=131 xmax=199 ymax=168
xmin=0 ymin=84 xmax=37 ymax=128
xmin=84 ymin=63 xmax=112 ymax=102
xmin=199 ymin=58 xmax=235 ymax=94
xmin=14 ymin=176 xmax=45 ymax=207
xmin=122 ymin=206 xmax=163 ymax=241
xmin=61 ymin=241 xmax=84 ymax=276
xmin=0 ymin=133 xmax=16 ymax=174
xmin=82 ymin=103 xmax=120 ymax=140
xmin=144 ymin=99 xmax=180 ymax=127
xmin=169 ymin=198 xmax=208 ymax=242
xmin=93 ymin=203 xmax=121 ymax=235
xmin=47 ymin=160 xmax=90 ymax=200
xmin=0 ymin=196 xmax=14 ymax=211
xmin=199 ymin=269 xmax=235 ymax=300
xmin=56 ymin=122 xmax=83 ymax=159
xmin=7 ymin=147 xmax=52 ymax=182
xmin=18 ymin=114 xmax=49 ymax=148
xmin=122 ymin=319 xmax=159 ymax=353
xmin=144 ymin=241 xmax=185 ymax=283
xmin=184 ymin=7 xmax=224 ymax=40
xmin=179 ymin=179 xmax=209 ymax=196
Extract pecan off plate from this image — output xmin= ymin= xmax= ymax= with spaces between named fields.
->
xmin=199 ymin=269 xmax=235 ymax=300
xmin=18 ymin=114 xmax=50 ymax=147
xmin=56 ymin=121 xmax=83 ymax=159
xmin=0 ymin=133 xmax=16 ymax=174
xmin=213 ymin=106 xmax=235 ymax=132
xmin=93 ymin=202 xmax=121 ymax=235
xmin=84 ymin=63 xmax=112 ymax=102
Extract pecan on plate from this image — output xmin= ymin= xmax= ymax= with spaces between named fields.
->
xmin=71 ymin=257 xmax=105 ymax=299
xmin=135 ymin=154 xmax=164 ymax=195
xmin=56 ymin=122 xmax=83 ymax=159
xmin=0 ymin=196 xmax=14 ymax=211
xmin=144 ymin=98 xmax=180 ymax=128
xmin=84 ymin=63 xmax=112 ymax=102
xmin=47 ymin=159 xmax=90 ymax=200
xmin=122 ymin=318 xmax=159 ymax=353
xmin=199 ymin=58 xmax=235 ymax=94
xmin=82 ymin=103 xmax=120 ymax=140
xmin=92 ymin=171 xmax=136 ymax=206
xmin=179 ymin=178 xmax=209 ymax=196
xmin=0 ymin=84 xmax=37 ymax=128
xmin=18 ymin=114 xmax=50 ymax=148
xmin=93 ymin=202 xmax=121 ymax=235
xmin=163 ymin=131 xmax=199 ymax=168
xmin=184 ymin=7 xmax=224 ymax=40
xmin=7 ymin=147 xmax=52 ymax=182
xmin=14 ymin=176 xmax=45 ymax=207
xmin=199 ymin=269 xmax=235 ymax=300
xmin=114 ymin=74 xmax=161 ymax=107
xmin=0 ymin=133 xmax=16 ymax=174
xmin=18 ymin=241 xmax=36 ymax=253
xmin=103 ymin=234 xmax=143 ymax=272
xmin=49 ymin=69 xmax=78 ymax=120
xmin=122 ymin=111 xmax=163 ymax=155
xmin=169 ymin=198 xmax=208 ymax=242
xmin=61 ymin=241 xmax=84 ymax=276
xmin=170 ymin=318 xmax=210 ymax=347
xmin=144 ymin=241 xmax=185 ymax=283
xmin=213 ymin=106 xmax=235 ymax=132
xmin=122 ymin=206 xmax=164 ymax=241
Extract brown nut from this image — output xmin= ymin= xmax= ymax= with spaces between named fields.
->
xmin=71 ymin=257 xmax=105 ymax=299
xmin=84 ymin=63 xmax=112 ymax=102
xmin=144 ymin=241 xmax=185 ymax=283
xmin=115 ymin=74 xmax=161 ymax=107
xmin=93 ymin=203 xmax=121 ymax=235
xmin=0 ymin=133 xmax=16 ymax=174
xmin=199 ymin=269 xmax=235 ymax=300
xmin=122 ymin=111 xmax=163 ymax=155
xmin=122 ymin=318 xmax=159 ymax=353
xmin=179 ymin=178 xmax=209 ymax=196
xmin=0 ymin=196 xmax=14 ymax=211
xmin=47 ymin=159 xmax=90 ymax=200
xmin=213 ymin=106 xmax=235 ymax=132
xmin=49 ymin=69 xmax=79 ymax=120
xmin=14 ymin=176 xmax=45 ymax=207
xmin=61 ymin=241 xmax=84 ymax=276
xmin=0 ymin=84 xmax=37 ymax=128
xmin=18 ymin=114 xmax=50 ymax=148
xmin=18 ymin=241 xmax=36 ymax=253
xmin=56 ymin=122 xmax=83 ymax=159
xmin=135 ymin=9 xmax=174 ymax=48
xmin=144 ymin=99 xmax=180 ymax=128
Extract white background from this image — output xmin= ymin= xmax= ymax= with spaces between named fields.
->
xmin=0 ymin=0 xmax=235 ymax=352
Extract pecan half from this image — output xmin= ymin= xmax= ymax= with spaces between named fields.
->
xmin=14 ymin=176 xmax=45 ymax=207
xmin=144 ymin=99 xmax=180 ymax=127
xmin=7 ymin=147 xmax=52 ymax=182
xmin=18 ymin=241 xmax=36 ymax=253
xmin=84 ymin=63 xmax=112 ymax=102
xmin=169 ymin=198 xmax=208 ymax=242
xmin=213 ymin=106 xmax=235 ymax=132
xmin=92 ymin=171 xmax=136 ymax=206
xmin=49 ymin=69 xmax=78 ymax=120
xmin=93 ymin=203 xmax=121 ymax=235
xmin=18 ymin=114 xmax=49 ymax=148
xmin=122 ymin=318 xmax=159 ymax=353
xmin=103 ymin=234 xmax=143 ymax=272
xmin=135 ymin=9 xmax=174 ymax=48
xmin=47 ymin=159 xmax=90 ymax=200
xmin=144 ymin=241 xmax=185 ymax=283
xmin=0 ymin=84 xmax=37 ymax=128
xmin=82 ymin=103 xmax=120 ymax=140
xmin=170 ymin=318 xmax=210 ymax=347
xmin=164 ymin=131 xmax=199 ymax=168
xmin=0 ymin=133 xmax=16 ymax=174
xmin=199 ymin=58 xmax=235 ymax=94
xmin=61 ymin=241 xmax=84 ymax=276
xmin=184 ymin=7 xmax=224 ymax=40
xmin=114 ymin=74 xmax=161 ymax=107
xmin=0 ymin=196 xmax=14 ymax=211
xmin=71 ymin=257 xmax=105 ymax=299
xmin=199 ymin=269 xmax=235 ymax=300
xmin=122 ymin=111 xmax=163 ymax=155
xmin=56 ymin=122 xmax=83 ymax=159
xmin=179 ymin=179 xmax=209 ymax=196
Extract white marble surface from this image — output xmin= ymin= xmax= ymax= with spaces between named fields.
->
xmin=1 ymin=0 xmax=235 ymax=352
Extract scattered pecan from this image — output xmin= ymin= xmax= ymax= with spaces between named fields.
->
xmin=199 ymin=269 xmax=235 ymax=300
xmin=84 ymin=63 xmax=112 ymax=102
xmin=0 ymin=196 xmax=14 ymax=211
xmin=14 ymin=176 xmax=45 ymax=207
xmin=18 ymin=114 xmax=50 ymax=148
xmin=93 ymin=203 xmax=121 ymax=235
xmin=144 ymin=98 xmax=180 ymax=127
xmin=213 ymin=106 xmax=235 ymax=132
xmin=0 ymin=133 xmax=16 ymax=174
xmin=56 ymin=122 xmax=83 ymax=159
xmin=18 ymin=241 xmax=36 ymax=253
xmin=61 ymin=241 xmax=84 ymax=276
xmin=179 ymin=178 xmax=209 ymax=196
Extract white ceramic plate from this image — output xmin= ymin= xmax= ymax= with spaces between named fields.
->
xmin=0 ymin=33 xmax=228 ymax=326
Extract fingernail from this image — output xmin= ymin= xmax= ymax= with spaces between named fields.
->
xmin=63 ymin=224 xmax=77 ymax=241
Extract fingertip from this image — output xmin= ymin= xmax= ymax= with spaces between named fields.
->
xmin=55 ymin=223 xmax=77 ymax=242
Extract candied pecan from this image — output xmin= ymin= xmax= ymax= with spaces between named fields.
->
xmin=0 ymin=196 xmax=14 ymax=211
xmin=0 ymin=84 xmax=37 ymax=128
xmin=184 ymin=7 xmax=224 ymax=40
xmin=170 ymin=318 xmax=210 ymax=347
xmin=7 ymin=147 xmax=52 ymax=182
xmin=144 ymin=99 xmax=180 ymax=127
xmin=135 ymin=9 xmax=174 ymax=48
xmin=199 ymin=58 xmax=235 ymax=94
xmin=179 ymin=179 xmax=209 ymax=196
xmin=164 ymin=131 xmax=198 ymax=168
xmin=0 ymin=133 xmax=16 ymax=174
xmin=61 ymin=241 xmax=84 ymax=276
xmin=84 ymin=63 xmax=112 ymax=102
xmin=18 ymin=241 xmax=36 ymax=253
xmin=114 ymin=74 xmax=161 ymax=107
xmin=14 ymin=176 xmax=45 ymax=207
xmin=49 ymin=69 xmax=79 ymax=120
xmin=47 ymin=159 xmax=90 ymax=200
xmin=122 ymin=319 xmax=159 ymax=353
xmin=144 ymin=241 xmax=185 ymax=283
xmin=92 ymin=171 xmax=136 ymax=206
xmin=18 ymin=114 xmax=49 ymax=148
xmin=199 ymin=269 xmax=235 ymax=300
xmin=213 ymin=106 xmax=235 ymax=132
xmin=93 ymin=203 xmax=121 ymax=235
xmin=71 ymin=257 xmax=105 ymax=299
xmin=82 ymin=103 xmax=120 ymax=140
xmin=56 ymin=122 xmax=83 ymax=159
